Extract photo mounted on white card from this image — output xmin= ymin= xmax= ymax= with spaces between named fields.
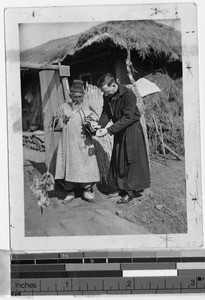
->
xmin=5 ymin=3 xmax=203 ymax=251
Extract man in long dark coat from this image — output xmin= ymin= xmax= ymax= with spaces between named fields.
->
xmin=96 ymin=73 xmax=150 ymax=203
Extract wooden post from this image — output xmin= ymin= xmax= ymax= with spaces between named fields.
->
xmin=39 ymin=69 xmax=68 ymax=175
xmin=21 ymin=62 xmax=64 ymax=70
xmin=125 ymin=49 xmax=150 ymax=157
xmin=58 ymin=64 xmax=71 ymax=179
xmin=59 ymin=64 xmax=70 ymax=102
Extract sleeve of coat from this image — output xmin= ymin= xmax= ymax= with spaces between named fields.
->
xmin=107 ymin=92 xmax=137 ymax=135
xmin=98 ymin=98 xmax=110 ymax=128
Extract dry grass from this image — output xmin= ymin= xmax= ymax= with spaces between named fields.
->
xmin=84 ymin=84 xmax=113 ymax=182
xmin=127 ymin=73 xmax=184 ymax=157
xmin=143 ymin=72 xmax=184 ymax=156
xmin=21 ymin=20 xmax=181 ymax=65
xmin=77 ymin=20 xmax=181 ymax=60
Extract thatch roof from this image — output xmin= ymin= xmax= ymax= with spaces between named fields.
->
xmin=21 ymin=20 xmax=181 ymax=65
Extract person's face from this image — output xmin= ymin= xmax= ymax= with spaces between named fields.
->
xmin=100 ymin=83 xmax=117 ymax=97
xmin=70 ymin=92 xmax=84 ymax=104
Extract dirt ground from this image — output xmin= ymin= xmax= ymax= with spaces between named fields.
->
xmin=24 ymin=148 xmax=187 ymax=237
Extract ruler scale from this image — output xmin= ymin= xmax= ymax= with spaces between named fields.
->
xmin=11 ymin=252 xmax=205 ymax=295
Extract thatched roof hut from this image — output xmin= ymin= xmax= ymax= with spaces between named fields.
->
xmin=20 ymin=20 xmax=184 ymax=162
xmin=21 ymin=20 xmax=181 ymax=64
xmin=21 ymin=20 xmax=182 ymax=84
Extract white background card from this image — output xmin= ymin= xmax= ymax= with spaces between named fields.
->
xmin=1 ymin=0 xmax=205 ymax=299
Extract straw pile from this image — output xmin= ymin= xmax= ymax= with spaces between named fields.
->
xmin=143 ymin=72 xmax=184 ymax=156
xmin=84 ymin=84 xmax=113 ymax=183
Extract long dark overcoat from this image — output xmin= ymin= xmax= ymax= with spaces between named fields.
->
xmin=99 ymin=84 xmax=150 ymax=191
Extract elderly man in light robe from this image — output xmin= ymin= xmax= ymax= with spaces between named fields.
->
xmin=51 ymin=80 xmax=100 ymax=202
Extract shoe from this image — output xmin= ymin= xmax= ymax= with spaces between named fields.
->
xmin=63 ymin=194 xmax=74 ymax=202
xmin=83 ymin=187 xmax=95 ymax=202
xmin=117 ymin=191 xmax=134 ymax=204
xmin=108 ymin=190 xmax=121 ymax=197
xmin=108 ymin=190 xmax=126 ymax=198
xmin=134 ymin=190 xmax=143 ymax=198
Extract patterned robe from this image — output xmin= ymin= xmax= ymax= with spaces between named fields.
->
xmin=53 ymin=101 xmax=100 ymax=183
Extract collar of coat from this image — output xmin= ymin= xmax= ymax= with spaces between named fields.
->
xmin=106 ymin=84 xmax=128 ymax=102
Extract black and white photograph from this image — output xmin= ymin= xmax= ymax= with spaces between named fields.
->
xmin=5 ymin=3 xmax=203 ymax=250
xmin=20 ymin=18 xmax=185 ymax=237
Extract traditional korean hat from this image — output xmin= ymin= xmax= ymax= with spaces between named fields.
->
xmin=70 ymin=80 xmax=84 ymax=93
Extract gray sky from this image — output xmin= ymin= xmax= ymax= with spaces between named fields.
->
xmin=19 ymin=19 xmax=181 ymax=51
xmin=19 ymin=22 xmax=100 ymax=50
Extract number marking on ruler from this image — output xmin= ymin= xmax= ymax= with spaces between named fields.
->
xmin=10 ymin=252 xmax=205 ymax=295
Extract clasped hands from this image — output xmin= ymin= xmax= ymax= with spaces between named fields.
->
xmin=96 ymin=128 xmax=108 ymax=137
xmin=84 ymin=117 xmax=108 ymax=137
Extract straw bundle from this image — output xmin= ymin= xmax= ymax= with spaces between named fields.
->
xmin=143 ymin=72 xmax=184 ymax=156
